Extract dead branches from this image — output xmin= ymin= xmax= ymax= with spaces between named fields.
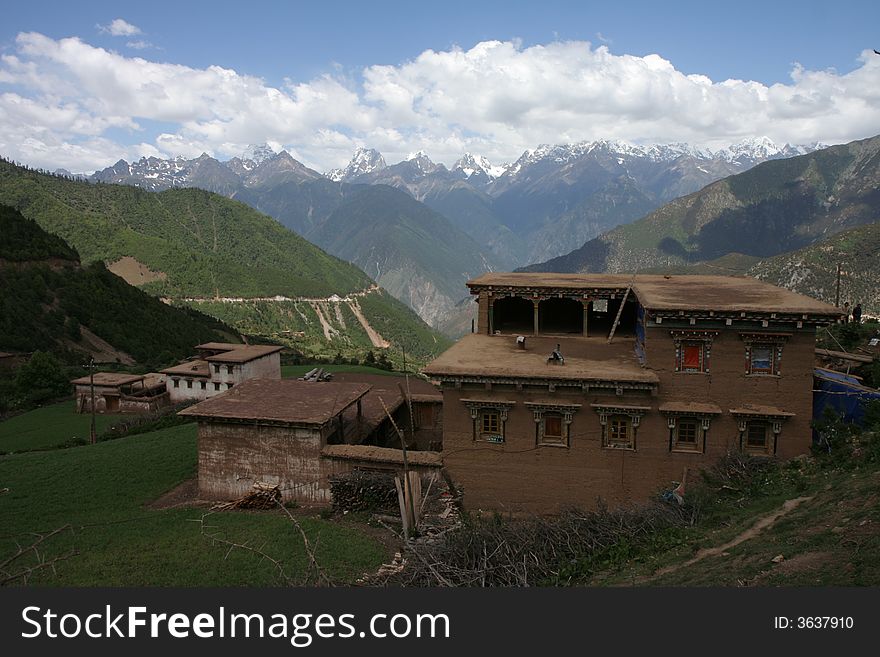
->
xmin=374 ymin=501 xmax=696 ymax=587
xmin=211 ymin=482 xmax=281 ymax=511
xmin=0 ymin=525 xmax=78 ymax=586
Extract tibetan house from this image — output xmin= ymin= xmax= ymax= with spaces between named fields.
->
xmin=422 ymin=273 xmax=842 ymax=513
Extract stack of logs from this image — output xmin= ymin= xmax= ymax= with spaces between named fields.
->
xmin=329 ymin=470 xmax=399 ymax=514
xmin=211 ymin=482 xmax=282 ymax=510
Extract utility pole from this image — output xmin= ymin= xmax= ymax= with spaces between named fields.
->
xmin=89 ymin=357 xmax=97 ymax=445
xmin=835 ymin=263 xmax=842 ymax=308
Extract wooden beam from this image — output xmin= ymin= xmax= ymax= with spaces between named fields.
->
xmin=815 ymin=348 xmax=873 ymax=363
xmin=607 ymin=282 xmax=633 ymax=343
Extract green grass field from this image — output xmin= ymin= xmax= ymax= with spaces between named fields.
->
xmin=281 ymin=364 xmax=403 ymax=379
xmin=0 ymin=400 xmax=126 ymax=454
xmin=0 ymin=424 xmax=387 ymax=586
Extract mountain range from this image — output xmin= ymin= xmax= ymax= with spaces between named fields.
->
xmin=86 ymin=137 xmax=822 ymax=329
xmin=522 ymin=135 xmax=880 ymax=313
xmin=0 ymin=158 xmax=449 ymax=363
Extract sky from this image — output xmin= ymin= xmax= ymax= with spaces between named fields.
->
xmin=1 ymin=0 xmax=879 ymax=173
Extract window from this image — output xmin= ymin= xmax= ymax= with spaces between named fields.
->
xmin=479 ymin=410 xmax=504 ymax=443
xmin=213 ymin=382 xmax=221 ymax=391
xmin=226 ymin=382 xmax=234 ymax=389
xmin=671 ymin=330 xmax=717 ymax=373
xmin=172 ymin=379 xmax=179 ymax=388
xmin=540 ymin=413 xmax=566 ymax=446
xmin=741 ymin=333 xmax=789 ymax=376
xmin=749 ymin=346 xmax=774 ymax=375
xmin=213 ymin=364 xmax=221 ymax=374
xmin=673 ymin=417 xmax=701 ymax=452
xmin=605 ymin=415 xmax=633 ymax=449
xmin=745 ymin=421 xmax=770 ymax=453
xmin=186 ymin=379 xmax=193 ymax=389
xmin=680 ymin=343 xmax=704 ymax=373
xmin=200 ymin=381 xmax=206 ymax=390
xmin=464 ymin=400 xmax=513 ymax=443
xmin=227 ymin=365 xmax=234 ymax=375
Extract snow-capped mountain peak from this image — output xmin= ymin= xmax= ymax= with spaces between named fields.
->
xmin=453 ymin=153 xmax=506 ymax=179
xmin=242 ymin=143 xmax=278 ymax=166
xmin=325 ymin=147 xmax=386 ymax=181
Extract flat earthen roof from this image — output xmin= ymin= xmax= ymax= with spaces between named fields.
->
xmin=321 ymin=444 xmax=443 ymax=467
xmin=204 ymin=345 xmax=284 ymax=363
xmin=179 ymin=378 xmax=371 ymax=425
xmin=160 ymin=360 xmax=211 ymax=377
xmin=423 ymin=334 xmax=658 ymax=385
xmin=71 ymin=372 xmax=145 ymax=386
xmin=468 ymin=273 xmax=842 ymax=316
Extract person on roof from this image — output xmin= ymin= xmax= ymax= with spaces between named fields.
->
xmin=852 ymin=303 xmax=862 ymax=324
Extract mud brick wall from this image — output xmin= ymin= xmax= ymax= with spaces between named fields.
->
xmin=198 ymin=421 xmax=337 ymax=504
xmin=440 ymin=327 xmax=818 ymax=514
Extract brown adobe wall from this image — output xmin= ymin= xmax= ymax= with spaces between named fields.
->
xmin=439 ymin=328 xmax=817 ymax=514
xmin=198 ymin=421 xmax=333 ymax=504
xmin=643 ymin=325 xmax=816 ymax=459
xmin=440 ymin=386 xmax=706 ymax=514
xmin=198 ymin=420 xmax=438 ymax=506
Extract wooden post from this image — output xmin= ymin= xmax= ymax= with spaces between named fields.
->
xmin=583 ymin=300 xmax=590 ymax=337
xmin=835 ymin=263 xmax=841 ymax=308
xmin=533 ymin=299 xmax=540 ymax=336
xmin=89 ymin=358 xmax=96 ymax=445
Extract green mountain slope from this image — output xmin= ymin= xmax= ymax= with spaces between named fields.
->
xmin=0 ymin=160 xmax=448 ymax=365
xmin=0 ymin=204 xmax=237 ymax=366
xmin=308 ymin=185 xmax=501 ymax=326
xmin=0 ymin=158 xmax=370 ymax=298
xmin=525 ymin=135 xmax=880 ymax=274
xmin=747 ymin=222 xmax=880 ymax=315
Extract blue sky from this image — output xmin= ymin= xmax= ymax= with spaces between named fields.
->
xmin=2 ymin=0 xmax=879 ymax=171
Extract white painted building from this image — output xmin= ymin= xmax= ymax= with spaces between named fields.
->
xmin=161 ymin=343 xmax=283 ymax=403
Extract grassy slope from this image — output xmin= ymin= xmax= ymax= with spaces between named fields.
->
xmin=0 ymin=424 xmax=386 ymax=586
xmin=0 ymin=400 xmax=125 ymax=453
xmin=748 ymin=222 xmax=880 ymax=315
xmin=281 ymin=364 xmax=402 ymax=378
xmin=0 ymin=205 xmax=237 ymax=364
xmin=590 ymin=457 xmax=880 ymax=587
xmin=0 ymin=159 xmax=370 ymax=298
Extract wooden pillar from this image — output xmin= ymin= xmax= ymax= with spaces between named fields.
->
xmin=356 ymin=398 xmax=363 ymax=442
xmin=533 ymin=299 xmax=540 ymax=336
xmin=583 ymin=300 xmax=590 ymax=337
xmin=488 ymin=299 xmax=494 ymax=335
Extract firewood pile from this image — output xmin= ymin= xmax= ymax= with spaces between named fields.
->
xmin=329 ymin=470 xmax=399 ymax=514
xmin=211 ymin=482 xmax=282 ymax=511
xmin=370 ymin=498 xmax=695 ymax=587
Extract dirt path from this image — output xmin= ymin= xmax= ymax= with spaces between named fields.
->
xmin=643 ymin=496 xmax=814 ymax=582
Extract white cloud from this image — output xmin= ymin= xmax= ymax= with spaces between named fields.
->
xmin=97 ymin=19 xmax=142 ymax=37
xmin=1 ymin=33 xmax=879 ymax=173
xmin=126 ymin=40 xmax=154 ymax=50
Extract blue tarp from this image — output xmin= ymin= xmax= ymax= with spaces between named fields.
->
xmin=813 ymin=367 xmax=880 ymax=431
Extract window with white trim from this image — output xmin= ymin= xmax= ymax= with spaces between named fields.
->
xmin=741 ymin=333 xmax=789 ymax=376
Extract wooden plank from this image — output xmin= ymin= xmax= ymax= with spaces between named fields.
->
xmin=815 ymin=348 xmax=873 ymax=363
xmin=607 ymin=285 xmax=632 ymax=343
